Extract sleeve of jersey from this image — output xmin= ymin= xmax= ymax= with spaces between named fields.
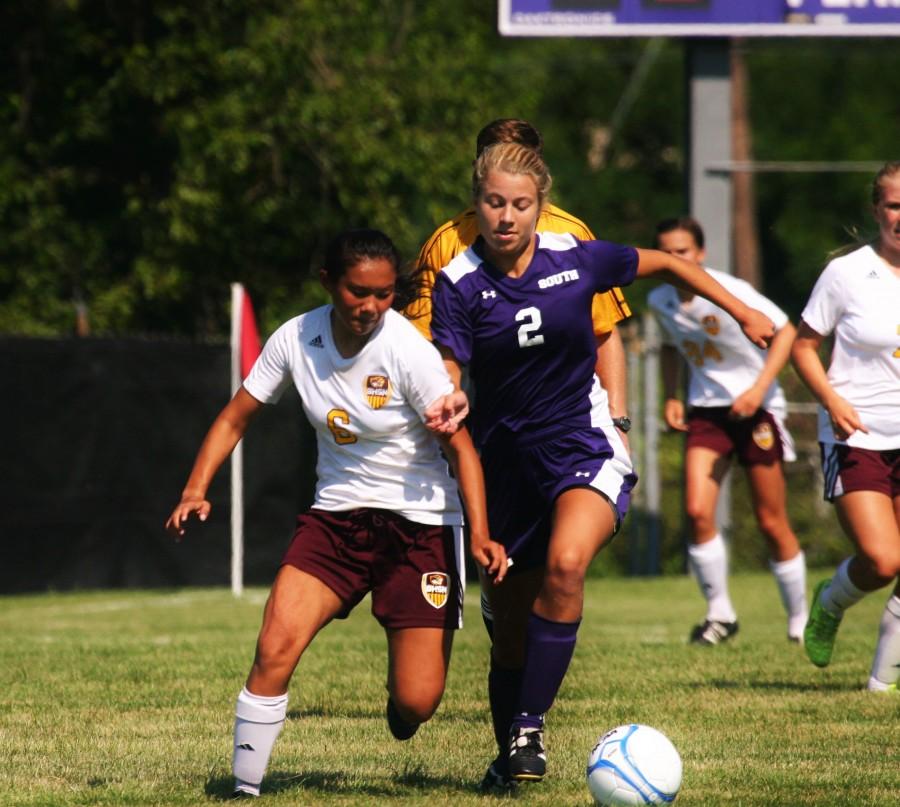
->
xmin=242 ymin=321 xmax=294 ymax=404
xmin=403 ymin=237 xmax=442 ymax=340
xmin=646 ymin=290 xmax=677 ymax=347
xmin=429 ymin=272 xmax=473 ymax=365
xmin=799 ymin=262 xmax=843 ymax=337
xmin=396 ymin=336 xmax=455 ymax=419
xmin=580 ymin=240 xmax=639 ymax=291
xmin=724 ymin=275 xmax=789 ymax=330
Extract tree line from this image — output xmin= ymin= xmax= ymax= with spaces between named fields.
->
xmin=1 ymin=1 xmax=897 ymax=338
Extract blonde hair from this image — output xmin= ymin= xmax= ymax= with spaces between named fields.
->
xmin=872 ymin=160 xmax=900 ymax=205
xmin=472 ymin=142 xmax=552 ymax=209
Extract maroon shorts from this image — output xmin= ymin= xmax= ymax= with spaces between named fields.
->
xmin=281 ymin=508 xmax=463 ymax=630
xmin=686 ymin=406 xmax=784 ymax=466
xmin=821 ymin=444 xmax=900 ymax=502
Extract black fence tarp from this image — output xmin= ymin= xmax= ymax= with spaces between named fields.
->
xmin=0 ymin=337 xmax=316 ymax=593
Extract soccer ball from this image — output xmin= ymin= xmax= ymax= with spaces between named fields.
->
xmin=586 ymin=724 xmax=682 ymax=805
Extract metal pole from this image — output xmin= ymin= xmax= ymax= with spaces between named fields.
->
xmin=686 ymin=37 xmax=732 ymax=538
xmin=641 ymin=312 xmax=662 ymax=575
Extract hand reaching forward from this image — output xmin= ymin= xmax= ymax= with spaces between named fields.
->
xmin=741 ymin=308 xmax=776 ymax=349
xmin=165 ymin=497 xmax=211 ymax=541
xmin=424 ymin=389 xmax=470 ymax=435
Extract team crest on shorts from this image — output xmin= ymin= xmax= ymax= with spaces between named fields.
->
xmin=364 ymin=374 xmax=392 ymax=409
xmin=421 ymin=572 xmax=449 ymax=609
xmin=702 ymin=315 xmax=720 ymax=336
xmin=752 ymin=421 xmax=775 ymax=451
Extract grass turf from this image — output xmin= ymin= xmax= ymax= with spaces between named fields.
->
xmin=1 ymin=573 xmax=897 ymax=805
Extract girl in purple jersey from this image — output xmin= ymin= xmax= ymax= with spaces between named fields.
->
xmin=428 ymin=142 xmax=775 ymax=789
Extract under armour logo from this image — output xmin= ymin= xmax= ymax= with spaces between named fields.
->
xmin=308 ymin=335 xmax=324 ymax=348
xmin=574 ymin=471 xmax=591 ymax=478
xmin=481 ymin=290 xmax=497 ymax=299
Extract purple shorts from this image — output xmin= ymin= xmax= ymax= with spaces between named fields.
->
xmin=686 ymin=406 xmax=786 ymax=466
xmin=821 ymin=444 xmax=900 ymax=502
xmin=281 ymin=508 xmax=463 ymax=630
xmin=479 ymin=425 xmax=637 ymax=573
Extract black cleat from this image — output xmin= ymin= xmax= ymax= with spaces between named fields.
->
xmin=478 ymin=758 xmax=518 ymax=794
xmin=690 ymin=619 xmax=739 ymax=646
xmin=508 ymin=725 xmax=546 ymax=782
xmin=386 ymin=697 xmax=419 ymax=740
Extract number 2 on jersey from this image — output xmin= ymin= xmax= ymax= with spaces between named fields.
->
xmin=327 ymin=409 xmax=357 ymax=445
xmin=516 ymin=307 xmax=545 ymax=348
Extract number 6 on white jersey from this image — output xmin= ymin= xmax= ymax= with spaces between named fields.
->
xmin=516 ymin=307 xmax=545 ymax=348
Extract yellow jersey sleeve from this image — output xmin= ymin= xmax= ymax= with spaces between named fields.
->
xmin=405 ymin=210 xmax=479 ymax=339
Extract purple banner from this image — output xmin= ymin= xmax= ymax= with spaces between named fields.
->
xmin=501 ymin=0 xmax=900 ymax=36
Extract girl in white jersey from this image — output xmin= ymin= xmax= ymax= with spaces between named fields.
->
xmin=792 ymin=162 xmax=900 ymax=693
xmin=648 ymin=217 xmax=808 ymax=646
xmin=165 ymin=229 xmax=508 ymax=797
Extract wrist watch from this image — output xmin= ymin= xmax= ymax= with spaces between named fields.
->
xmin=612 ymin=416 xmax=632 ymax=433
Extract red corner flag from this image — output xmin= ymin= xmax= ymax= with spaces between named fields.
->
xmin=229 ymin=282 xmax=262 ymax=597
xmin=230 ymin=283 xmax=262 ymax=383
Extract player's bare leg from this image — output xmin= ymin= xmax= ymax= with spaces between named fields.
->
xmin=806 ymin=491 xmax=900 ymax=669
xmin=683 ymin=448 xmax=738 ymax=643
xmin=234 ymin=566 xmax=343 ymax=797
xmin=384 ymin=627 xmax=453 ymax=739
xmin=745 ymin=461 xmax=807 ymax=641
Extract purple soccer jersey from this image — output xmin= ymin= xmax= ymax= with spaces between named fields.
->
xmin=431 ymin=232 xmax=638 ymax=444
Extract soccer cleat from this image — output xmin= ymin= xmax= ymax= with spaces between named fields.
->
xmin=230 ymin=788 xmax=258 ymax=799
xmin=804 ymin=579 xmax=843 ymax=668
xmin=689 ymin=619 xmax=739 ymax=646
xmin=386 ymin=697 xmax=419 ymax=741
xmin=478 ymin=758 xmax=518 ymax=794
xmin=508 ymin=725 xmax=546 ymax=782
xmin=866 ymin=679 xmax=898 ymax=694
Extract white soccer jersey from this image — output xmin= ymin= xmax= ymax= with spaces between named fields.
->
xmin=243 ymin=306 xmax=462 ymax=525
xmin=800 ymin=245 xmax=900 ymax=450
xmin=648 ymin=268 xmax=790 ymax=417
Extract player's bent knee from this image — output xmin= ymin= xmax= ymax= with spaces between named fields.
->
xmin=394 ymin=687 xmax=443 ymax=724
xmin=865 ymin=550 xmax=900 ymax=583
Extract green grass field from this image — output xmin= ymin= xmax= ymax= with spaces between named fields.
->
xmin=1 ymin=573 xmax=897 ymax=806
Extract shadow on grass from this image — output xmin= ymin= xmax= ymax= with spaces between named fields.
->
xmin=687 ymin=678 xmax=855 ymax=692
xmin=205 ymin=767 xmax=476 ymax=800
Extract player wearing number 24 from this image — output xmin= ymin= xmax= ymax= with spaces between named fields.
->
xmin=428 ymin=142 xmax=776 ymax=788
xmin=165 ymin=229 xmax=507 ymax=797
xmin=647 ymin=216 xmax=807 ymax=648
xmin=791 ymin=161 xmax=900 ymax=693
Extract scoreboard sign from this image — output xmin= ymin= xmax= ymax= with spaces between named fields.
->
xmin=499 ymin=1 xmax=900 ymax=37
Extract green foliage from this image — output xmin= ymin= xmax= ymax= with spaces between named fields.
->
xmin=1 ymin=580 xmax=896 ymax=805
xmin=2 ymin=8 xmax=898 ymax=336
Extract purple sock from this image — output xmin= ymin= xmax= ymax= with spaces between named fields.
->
xmin=489 ymin=661 xmax=523 ymax=764
xmin=511 ymin=612 xmax=580 ymax=731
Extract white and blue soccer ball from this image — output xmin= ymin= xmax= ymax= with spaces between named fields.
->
xmin=586 ymin=724 xmax=682 ymax=805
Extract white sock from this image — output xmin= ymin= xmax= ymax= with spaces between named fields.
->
xmin=687 ymin=534 xmax=737 ymax=623
xmin=769 ymin=551 xmax=808 ymax=640
xmin=868 ymin=595 xmax=900 ymax=690
xmin=233 ymin=687 xmax=288 ymax=795
xmin=821 ymin=558 xmax=866 ymax=617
